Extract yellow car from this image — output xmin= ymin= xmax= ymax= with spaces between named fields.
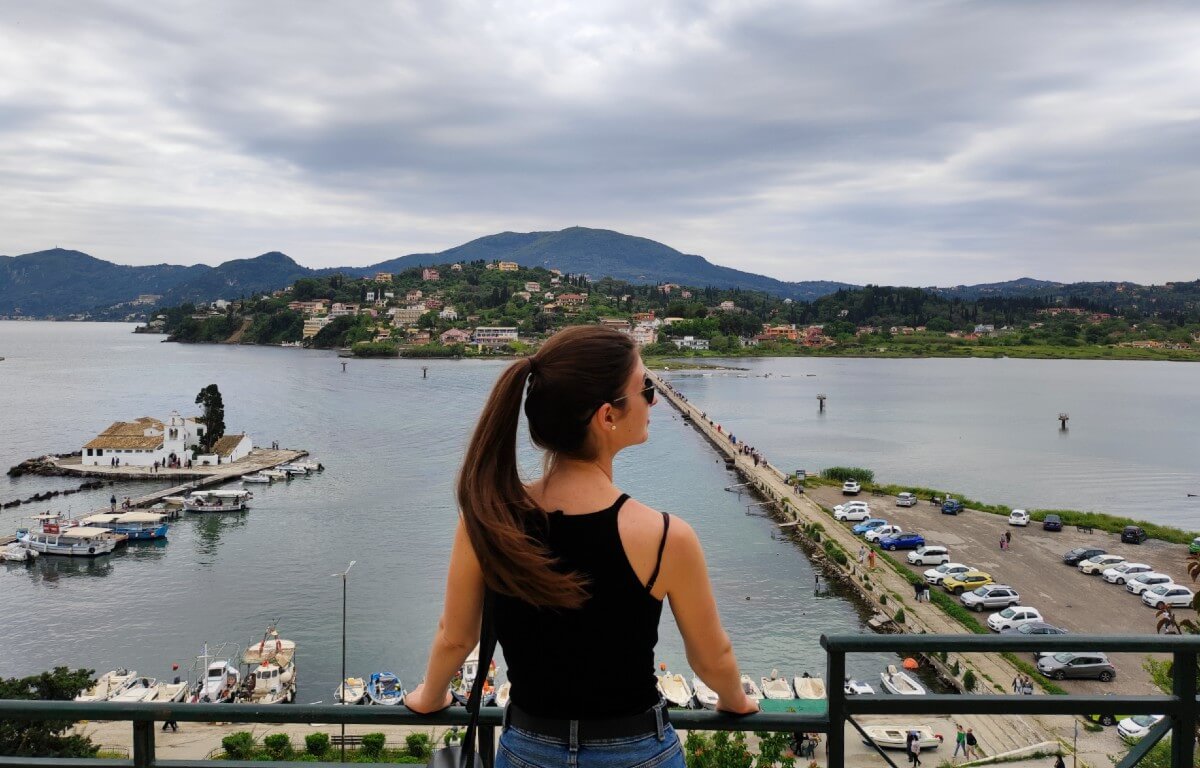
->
xmin=942 ymin=571 xmax=994 ymax=595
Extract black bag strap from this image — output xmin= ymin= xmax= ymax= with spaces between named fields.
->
xmin=460 ymin=589 xmax=496 ymax=767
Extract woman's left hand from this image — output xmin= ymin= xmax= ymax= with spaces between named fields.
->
xmin=405 ymin=683 xmax=452 ymax=714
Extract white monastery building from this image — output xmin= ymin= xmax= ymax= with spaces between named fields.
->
xmin=82 ymin=412 xmax=252 ymax=467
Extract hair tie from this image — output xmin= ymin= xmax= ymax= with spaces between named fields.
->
xmin=527 ymin=357 xmax=538 ymax=377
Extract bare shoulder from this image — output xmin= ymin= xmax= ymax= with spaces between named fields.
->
xmin=619 ymin=498 xmax=701 ymax=559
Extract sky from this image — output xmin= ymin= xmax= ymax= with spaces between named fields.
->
xmin=1 ymin=1 xmax=1198 ymax=286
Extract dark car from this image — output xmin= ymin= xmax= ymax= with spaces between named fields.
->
xmin=1042 ymin=514 xmax=1063 ymax=532
xmin=1037 ymin=652 xmax=1116 ymax=682
xmin=1121 ymin=526 xmax=1148 ymax=544
xmin=880 ymin=533 xmax=926 ymax=551
xmin=1001 ymin=621 xmax=1069 ymax=637
xmin=941 ymin=499 xmax=963 ymax=515
xmin=1063 ymin=547 xmax=1106 ymax=565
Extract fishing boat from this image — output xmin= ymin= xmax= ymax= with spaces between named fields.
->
xmin=692 ymin=678 xmax=719 ymax=709
xmin=238 ymin=627 xmax=297 ymax=704
xmin=496 ymin=681 xmax=511 ymax=708
xmin=880 ymin=665 xmax=926 ymax=696
xmin=80 ymin=511 xmax=169 ymax=540
xmin=18 ymin=517 xmax=118 ymax=557
xmin=656 ymin=673 xmax=693 ymax=708
xmin=740 ymin=675 xmax=763 ymax=701
xmin=335 ymin=677 xmax=367 ymax=705
xmin=451 ymin=644 xmax=497 ymax=706
xmin=760 ymin=670 xmax=794 ymax=700
xmin=184 ymin=490 xmax=251 ymax=513
xmin=366 ymin=672 xmax=405 ymax=705
xmin=188 ymin=643 xmax=242 ymax=703
xmin=75 ymin=669 xmax=138 ymax=702
xmin=241 ymin=473 xmax=273 ymax=484
xmin=793 ymin=675 xmax=827 ymax=700
xmin=0 ymin=542 xmax=37 ymax=562
xmin=862 ymin=726 xmax=942 ymax=751
xmin=844 ymin=679 xmax=875 ymax=695
xmin=110 ymin=677 xmax=161 ymax=702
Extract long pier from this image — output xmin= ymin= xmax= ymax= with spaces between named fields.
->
xmin=650 ymin=373 xmax=1061 ymax=757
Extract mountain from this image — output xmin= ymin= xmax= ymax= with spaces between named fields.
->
xmin=155 ymin=252 xmax=311 ymax=306
xmin=357 ymin=227 xmax=851 ymax=301
xmin=931 ymin=278 xmax=1066 ymax=300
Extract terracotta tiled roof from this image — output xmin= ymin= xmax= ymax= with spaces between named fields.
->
xmin=84 ymin=434 xmax=164 ymax=450
xmin=211 ymin=434 xmax=247 ymax=456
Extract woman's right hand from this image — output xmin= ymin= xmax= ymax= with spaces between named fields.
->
xmin=404 ymin=683 xmax=452 ymax=714
xmin=716 ymin=693 xmax=760 ymax=715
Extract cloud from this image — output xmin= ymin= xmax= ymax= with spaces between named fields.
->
xmin=1 ymin=0 xmax=1198 ymax=284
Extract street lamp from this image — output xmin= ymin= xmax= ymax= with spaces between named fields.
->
xmin=332 ymin=561 xmax=356 ymax=762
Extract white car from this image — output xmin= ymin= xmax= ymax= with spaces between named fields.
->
xmin=865 ymin=525 xmax=903 ymax=543
xmin=834 ymin=506 xmax=872 ymax=522
xmin=924 ymin=562 xmax=971 ymax=585
xmin=908 ymin=545 xmax=950 ymax=566
xmin=895 ymin=492 xmax=918 ymax=507
xmin=1140 ymin=584 xmax=1195 ymax=609
xmin=987 ymin=606 xmax=1044 ymax=632
xmin=1080 ymin=554 xmax=1126 ymax=575
xmin=1102 ymin=562 xmax=1153 ymax=584
xmin=1008 ymin=509 xmax=1030 ymax=526
xmin=1117 ymin=715 xmax=1164 ymax=741
xmin=1126 ymin=573 xmax=1174 ymax=595
xmin=834 ymin=501 xmax=870 ymax=514
xmin=842 ymin=480 xmax=862 ymax=495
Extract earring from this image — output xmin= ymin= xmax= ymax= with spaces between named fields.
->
xmin=610 ymin=425 xmax=616 ymax=431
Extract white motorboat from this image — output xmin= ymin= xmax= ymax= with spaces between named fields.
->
xmin=294 ymin=460 xmax=324 ymax=472
xmin=496 ymin=681 xmax=511 ymax=708
xmin=844 ymin=679 xmax=875 ymax=695
xmin=153 ymin=681 xmax=189 ymax=703
xmin=740 ymin=675 xmax=763 ymax=701
xmin=335 ymin=677 xmax=367 ymax=705
xmin=18 ymin=521 xmax=118 ymax=557
xmin=793 ymin=675 xmax=827 ymax=700
xmin=760 ymin=671 xmax=794 ymax=700
xmin=1 ymin=542 xmax=37 ymax=562
xmin=241 ymin=473 xmax=273 ymax=484
xmin=276 ymin=464 xmax=309 ymax=476
xmin=692 ymin=677 xmax=718 ymax=710
xmin=880 ymin=665 xmax=926 ymax=696
xmin=75 ymin=669 xmax=138 ymax=702
xmin=163 ymin=496 xmax=187 ymax=506
xmin=238 ymin=627 xmax=297 ymax=704
xmin=656 ymin=673 xmax=693 ymax=708
xmin=191 ymin=650 xmax=241 ymax=703
xmin=184 ymin=490 xmax=250 ymax=513
xmin=862 ymin=725 xmax=942 ymax=751
xmin=261 ymin=470 xmax=290 ymax=481
xmin=110 ymin=677 xmax=160 ymax=702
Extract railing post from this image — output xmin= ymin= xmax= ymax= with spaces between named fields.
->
xmin=479 ymin=724 xmax=496 ymax=768
xmin=132 ymin=719 xmax=155 ymax=768
xmin=1171 ymin=650 xmax=1197 ymax=768
xmin=826 ymin=642 xmax=845 ymax=767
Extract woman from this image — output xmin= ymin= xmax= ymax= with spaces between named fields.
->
xmin=405 ymin=326 xmax=758 ymax=767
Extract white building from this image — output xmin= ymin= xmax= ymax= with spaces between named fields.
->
xmin=302 ymin=316 xmax=331 ymax=339
xmin=389 ymin=306 xmax=426 ymax=326
xmin=473 ymin=327 xmax=518 ymax=347
xmin=439 ymin=306 xmax=459 ymax=321
xmin=194 ymin=434 xmax=254 ymax=466
xmin=673 ymin=336 xmax=709 ymax=351
xmin=632 ymin=324 xmax=657 ymax=346
xmin=82 ymin=412 xmax=225 ymax=467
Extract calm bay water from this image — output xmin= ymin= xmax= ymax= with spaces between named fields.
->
xmin=1 ymin=322 xmax=887 ymax=698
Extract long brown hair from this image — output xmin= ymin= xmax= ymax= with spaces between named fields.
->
xmin=457 ymin=325 xmax=638 ymax=608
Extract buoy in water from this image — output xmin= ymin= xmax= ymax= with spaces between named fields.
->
xmin=903 ymin=658 xmax=919 ymax=670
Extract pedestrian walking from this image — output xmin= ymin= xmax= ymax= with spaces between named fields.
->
xmin=914 ymin=581 xmax=923 ymax=600
xmin=1053 ymin=755 xmax=1066 ymax=768
xmin=868 ymin=549 xmax=876 ymax=570
xmin=1005 ymin=530 xmax=1012 ymax=545
xmin=965 ymin=728 xmax=977 ymax=759
xmin=110 ymin=494 xmax=117 ymax=512
xmin=999 ymin=535 xmax=1007 ymax=551
xmin=1012 ymin=676 xmax=1020 ymax=693
xmin=905 ymin=731 xmax=916 ymax=766
xmin=953 ymin=724 xmax=967 ymax=759
xmin=858 ymin=546 xmax=866 ymax=564
xmin=912 ymin=740 xmax=922 ymax=766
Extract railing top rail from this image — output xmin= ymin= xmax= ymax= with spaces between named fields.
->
xmin=822 ymin=633 xmax=1200 ymax=653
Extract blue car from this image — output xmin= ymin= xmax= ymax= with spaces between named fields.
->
xmin=852 ymin=519 xmax=889 ymax=535
xmin=880 ymin=533 xmax=925 ymax=551
xmin=941 ymin=499 xmax=963 ymax=515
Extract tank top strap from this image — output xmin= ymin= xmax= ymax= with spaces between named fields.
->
xmin=608 ymin=493 xmax=631 ymax=513
xmin=644 ymin=512 xmax=670 ymax=591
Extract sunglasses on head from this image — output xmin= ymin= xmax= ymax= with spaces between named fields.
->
xmin=612 ymin=376 xmax=656 ymax=406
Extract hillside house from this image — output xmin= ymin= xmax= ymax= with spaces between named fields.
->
xmin=473 ymin=327 xmax=519 ymax=347
xmin=498 ymin=261 xmax=519 ymax=272
xmin=440 ymin=328 xmax=472 ymax=345
xmin=422 ymin=268 xmax=440 ymax=281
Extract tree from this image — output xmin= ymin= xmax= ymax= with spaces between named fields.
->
xmin=0 ymin=667 xmax=97 ymax=758
xmin=195 ymin=384 xmax=226 ymax=452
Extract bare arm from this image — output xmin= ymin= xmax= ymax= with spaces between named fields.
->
xmin=405 ymin=518 xmax=485 ymax=713
xmin=658 ymin=518 xmax=757 ymax=714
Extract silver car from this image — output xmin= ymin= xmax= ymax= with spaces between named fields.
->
xmin=1037 ymin=652 xmax=1116 ymax=682
xmin=895 ymin=492 xmax=918 ymax=507
xmin=960 ymin=584 xmax=1020 ymax=612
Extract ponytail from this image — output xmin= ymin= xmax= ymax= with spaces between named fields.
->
xmin=457 ymin=356 xmax=589 ymax=609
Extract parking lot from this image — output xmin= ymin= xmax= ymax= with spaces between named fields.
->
xmin=811 ymin=485 xmax=1196 ymax=695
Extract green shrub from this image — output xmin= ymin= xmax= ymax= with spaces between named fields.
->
xmin=360 ymin=733 xmax=386 ymax=759
xmin=263 ymin=733 xmax=292 ymax=760
xmin=821 ymin=467 xmax=875 ymax=483
xmin=443 ymin=728 xmax=462 ymax=747
xmin=405 ymin=732 xmax=432 ymax=759
xmin=221 ymin=732 xmax=256 ymax=760
xmin=951 ymin=660 xmax=961 ymax=676
xmin=305 ymin=732 xmax=330 ymax=757
xmin=962 ymin=669 xmax=977 ymax=691
xmin=880 ymin=594 xmax=887 ymax=605
xmin=893 ymin=608 xmax=905 ymax=624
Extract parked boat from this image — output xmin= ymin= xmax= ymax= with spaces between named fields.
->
xmin=110 ymin=677 xmax=160 ymax=702
xmin=862 ymin=726 xmax=942 ymax=751
xmin=163 ymin=496 xmax=187 ymax=506
xmin=276 ymin=464 xmax=309 ymax=476
xmin=739 ymin=675 xmax=763 ymax=701
xmin=75 ymin=669 xmax=138 ymax=702
xmin=451 ymin=644 xmax=497 ymax=706
xmin=190 ymin=647 xmax=241 ymax=704
xmin=793 ymin=675 xmax=827 ymax=700
xmin=238 ymin=628 xmax=297 ymax=704
xmin=184 ymin=490 xmax=251 ymax=513
xmin=844 ymin=679 xmax=875 ymax=695
xmin=880 ymin=665 xmax=926 ymax=696
xmin=0 ymin=542 xmax=37 ymax=562
xmin=366 ymin=672 xmax=405 ymax=705
xmin=657 ymin=673 xmax=693 ymax=708
xmin=154 ymin=681 xmax=189 ymax=703
xmin=80 ymin=511 xmax=169 ymax=540
xmin=692 ymin=678 xmax=718 ymax=710
xmin=294 ymin=460 xmax=324 ymax=472
xmin=760 ymin=671 xmax=794 ymax=700
xmin=18 ymin=521 xmax=118 ymax=557
xmin=336 ymin=677 xmax=367 ymax=705
xmin=496 ymin=681 xmax=511 ymax=708
xmin=261 ymin=470 xmax=290 ymax=481
xmin=241 ymin=473 xmax=273 ymax=484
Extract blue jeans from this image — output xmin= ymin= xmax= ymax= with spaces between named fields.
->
xmin=496 ymin=723 xmax=685 ymax=768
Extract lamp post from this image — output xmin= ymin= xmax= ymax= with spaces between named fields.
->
xmin=332 ymin=561 xmax=356 ymax=762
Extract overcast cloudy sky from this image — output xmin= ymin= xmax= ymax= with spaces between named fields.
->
xmin=2 ymin=1 xmax=1198 ymax=285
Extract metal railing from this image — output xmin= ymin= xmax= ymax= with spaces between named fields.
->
xmin=1 ymin=633 xmax=1196 ymax=767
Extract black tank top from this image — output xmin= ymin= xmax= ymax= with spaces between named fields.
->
xmin=494 ymin=494 xmax=669 ymax=719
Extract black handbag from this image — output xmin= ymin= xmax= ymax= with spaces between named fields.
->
xmin=428 ymin=591 xmax=496 ymax=768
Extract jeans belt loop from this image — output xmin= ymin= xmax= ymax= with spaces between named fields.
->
xmin=569 ymin=719 xmax=579 ymax=753
xmin=654 ymin=700 xmax=665 ymax=741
